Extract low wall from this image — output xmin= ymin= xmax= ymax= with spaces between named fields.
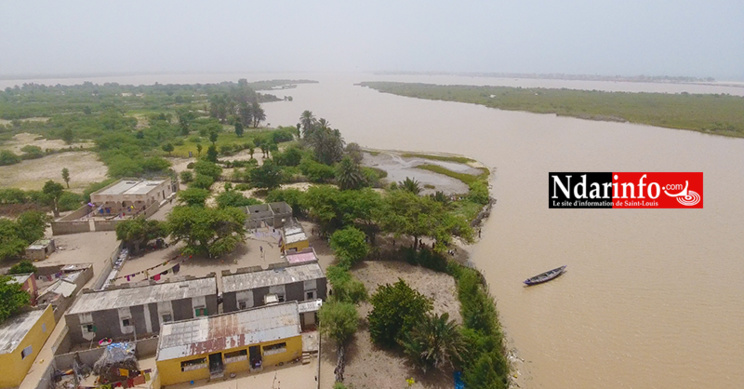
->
xmin=54 ymin=336 xmax=160 ymax=370
xmin=33 ymin=358 xmax=58 ymax=389
xmin=93 ymin=219 xmax=120 ymax=232
xmin=51 ymin=220 xmax=91 ymax=235
xmin=92 ymin=242 xmax=122 ymax=291
xmin=142 ymin=201 xmax=161 ymax=219
xmin=58 ymin=205 xmax=93 ymax=222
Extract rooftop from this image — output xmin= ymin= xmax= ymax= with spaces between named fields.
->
xmin=0 ymin=309 xmax=46 ymax=354
xmin=298 ymin=299 xmax=323 ymax=314
xmin=286 ymin=249 xmax=318 ymax=265
xmin=96 ymin=179 xmax=166 ymax=197
xmin=221 ymin=263 xmax=324 ymax=293
xmin=9 ymin=273 xmax=32 ymax=285
xmin=156 ymin=301 xmax=300 ymax=361
xmin=40 ymin=280 xmax=77 ymax=298
xmin=27 ymin=239 xmax=53 ymax=250
xmin=68 ymin=277 xmax=216 ymax=315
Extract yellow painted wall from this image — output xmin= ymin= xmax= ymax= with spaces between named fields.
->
xmin=157 ymin=334 xmax=302 ymax=386
xmin=283 ymin=239 xmax=309 ymax=253
xmin=0 ymin=306 xmax=56 ymax=388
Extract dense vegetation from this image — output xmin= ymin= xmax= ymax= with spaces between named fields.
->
xmin=361 ymin=82 xmax=744 ymax=138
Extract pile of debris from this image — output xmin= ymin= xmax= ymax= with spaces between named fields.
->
xmin=93 ymin=342 xmax=141 ymax=384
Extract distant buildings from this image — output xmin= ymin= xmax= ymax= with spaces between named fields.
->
xmin=156 ymin=302 xmax=303 ymax=385
xmin=65 ymin=276 xmax=217 ymax=344
xmin=90 ymin=178 xmax=176 ymax=216
xmin=0 ymin=306 xmax=55 ymax=388
xmin=25 ymin=238 xmax=55 ymax=261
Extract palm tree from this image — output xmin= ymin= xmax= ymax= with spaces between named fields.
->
xmin=336 ymin=157 xmax=366 ymax=190
xmin=300 ymin=110 xmax=316 ymax=138
xmin=399 ymin=177 xmax=421 ymax=195
xmin=401 ymin=312 xmax=465 ymax=374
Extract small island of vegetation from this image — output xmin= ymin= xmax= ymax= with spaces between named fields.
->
xmin=360 ymin=81 xmax=744 ymax=138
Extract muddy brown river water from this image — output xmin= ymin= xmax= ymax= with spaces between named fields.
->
xmin=3 ymin=73 xmax=743 ymax=388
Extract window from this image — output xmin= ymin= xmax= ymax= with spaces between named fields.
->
xmin=21 ymin=345 xmax=32 ymax=359
xmin=224 ymin=349 xmax=248 ymax=363
xmin=82 ymin=324 xmax=95 ymax=333
xmin=162 ymin=313 xmax=173 ymax=323
xmin=263 ymin=342 xmax=287 ymax=356
xmin=122 ymin=318 xmax=131 ymax=327
xmin=181 ymin=358 xmax=207 ymax=372
xmin=238 ymin=301 xmax=247 ymax=310
xmin=278 ymin=294 xmax=285 ymax=303
xmin=194 ymin=307 xmax=207 ymax=317
xmin=306 ymin=291 xmax=315 ymax=300
xmin=42 ymin=323 xmax=47 ymax=333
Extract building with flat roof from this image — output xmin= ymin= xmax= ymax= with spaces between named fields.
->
xmin=221 ymin=263 xmax=326 ymax=313
xmin=156 ymin=301 xmax=302 ymax=385
xmin=90 ymin=178 xmax=176 ymax=216
xmin=9 ymin=273 xmax=38 ymax=306
xmin=0 ymin=305 xmax=56 ymax=388
xmin=65 ymin=277 xmax=218 ymax=344
xmin=245 ymin=202 xmax=292 ymax=229
xmin=25 ymin=238 xmax=55 ymax=260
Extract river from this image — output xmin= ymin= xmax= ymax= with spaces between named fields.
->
xmin=3 ymin=73 xmax=744 ymax=388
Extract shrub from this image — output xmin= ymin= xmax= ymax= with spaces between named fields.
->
xmin=9 ymin=260 xmax=37 ymax=275
xmin=180 ymin=171 xmax=194 ymax=184
xmin=368 ymin=279 xmax=432 ymax=348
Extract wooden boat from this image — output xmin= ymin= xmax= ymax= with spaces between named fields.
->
xmin=523 ymin=265 xmax=567 ymax=286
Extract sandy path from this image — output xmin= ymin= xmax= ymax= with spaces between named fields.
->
xmin=1 ymin=132 xmax=93 ymax=153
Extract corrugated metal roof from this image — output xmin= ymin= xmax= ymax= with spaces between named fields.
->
xmin=68 ymin=277 xmax=216 ymax=315
xmin=41 ymin=280 xmax=77 ymax=298
xmin=284 ymin=232 xmax=307 ymax=245
xmin=221 ymin=263 xmax=324 ymax=293
xmin=297 ymin=299 xmax=323 ymax=313
xmin=97 ymin=179 xmax=166 ymax=196
xmin=156 ymin=302 xmax=301 ymax=361
xmin=0 ymin=309 xmax=45 ymax=354
xmin=9 ymin=273 xmax=32 ymax=285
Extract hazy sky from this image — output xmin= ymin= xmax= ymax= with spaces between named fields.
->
xmin=1 ymin=1 xmax=742 ymax=79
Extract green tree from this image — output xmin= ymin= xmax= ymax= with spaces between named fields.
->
xmin=15 ymin=211 xmax=49 ymax=243
xmin=401 ymin=312 xmax=466 ymax=374
xmin=115 ymin=217 xmax=167 ymax=253
xmin=180 ymin=171 xmax=194 ymax=184
xmin=250 ymin=160 xmax=283 ymax=190
xmin=177 ymin=187 xmax=211 ymax=207
xmin=206 ymin=145 xmax=218 ymax=163
xmin=161 ymin=143 xmax=175 ymax=156
xmin=319 ymin=300 xmax=359 ymax=346
xmin=209 ymin=130 xmax=218 ymax=145
xmin=335 ymin=156 xmax=366 ymax=190
xmin=20 ymin=145 xmax=44 ymax=159
xmin=190 ymin=174 xmax=215 ymax=190
xmin=42 ymin=180 xmax=65 ymax=217
xmin=300 ymin=110 xmax=316 ymax=139
xmin=167 ymin=206 xmax=246 ymax=258
xmin=326 ymin=265 xmax=367 ymax=303
xmin=196 ymin=143 xmax=203 ymax=157
xmin=9 ymin=260 xmax=37 ymax=275
xmin=251 ymin=101 xmax=265 ymax=127
xmin=0 ymin=276 xmax=31 ymax=322
xmin=307 ymin=125 xmax=345 ymax=165
xmin=274 ymin=146 xmax=303 ymax=167
xmin=0 ymin=150 xmax=21 ymax=166
xmin=0 ymin=219 xmax=28 ymax=261
xmin=215 ymin=191 xmax=262 ymax=209
xmin=193 ymin=161 xmax=223 ymax=180
xmin=330 ymin=227 xmax=369 ymax=267
xmin=368 ymin=279 xmax=432 ymax=348
xmin=61 ymin=128 xmax=74 ymax=144
xmin=61 ymin=168 xmax=70 ymax=188
xmin=234 ymin=121 xmax=244 ymax=137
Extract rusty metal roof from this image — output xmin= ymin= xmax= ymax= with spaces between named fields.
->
xmin=221 ymin=263 xmax=324 ymax=293
xmin=156 ymin=301 xmax=301 ymax=361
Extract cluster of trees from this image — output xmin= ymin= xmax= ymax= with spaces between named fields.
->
xmin=208 ymin=79 xmax=266 ymax=127
xmin=0 ymin=211 xmax=49 ymax=261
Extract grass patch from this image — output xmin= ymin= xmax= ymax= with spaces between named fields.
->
xmin=171 ymin=129 xmax=281 ymax=158
xmin=401 ymin=152 xmax=476 ymax=164
xmin=362 ymin=82 xmax=744 ymax=138
xmin=416 ymin=164 xmax=487 ymax=185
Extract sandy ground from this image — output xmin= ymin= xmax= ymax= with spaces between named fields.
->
xmin=362 ymin=151 xmax=476 ymax=195
xmin=40 ymin=231 xmax=120 ymax=288
xmin=0 ymin=151 xmax=107 ymax=192
xmin=1 ymin=132 xmax=94 ymax=153
xmin=325 ymin=260 xmax=461 ymax=389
